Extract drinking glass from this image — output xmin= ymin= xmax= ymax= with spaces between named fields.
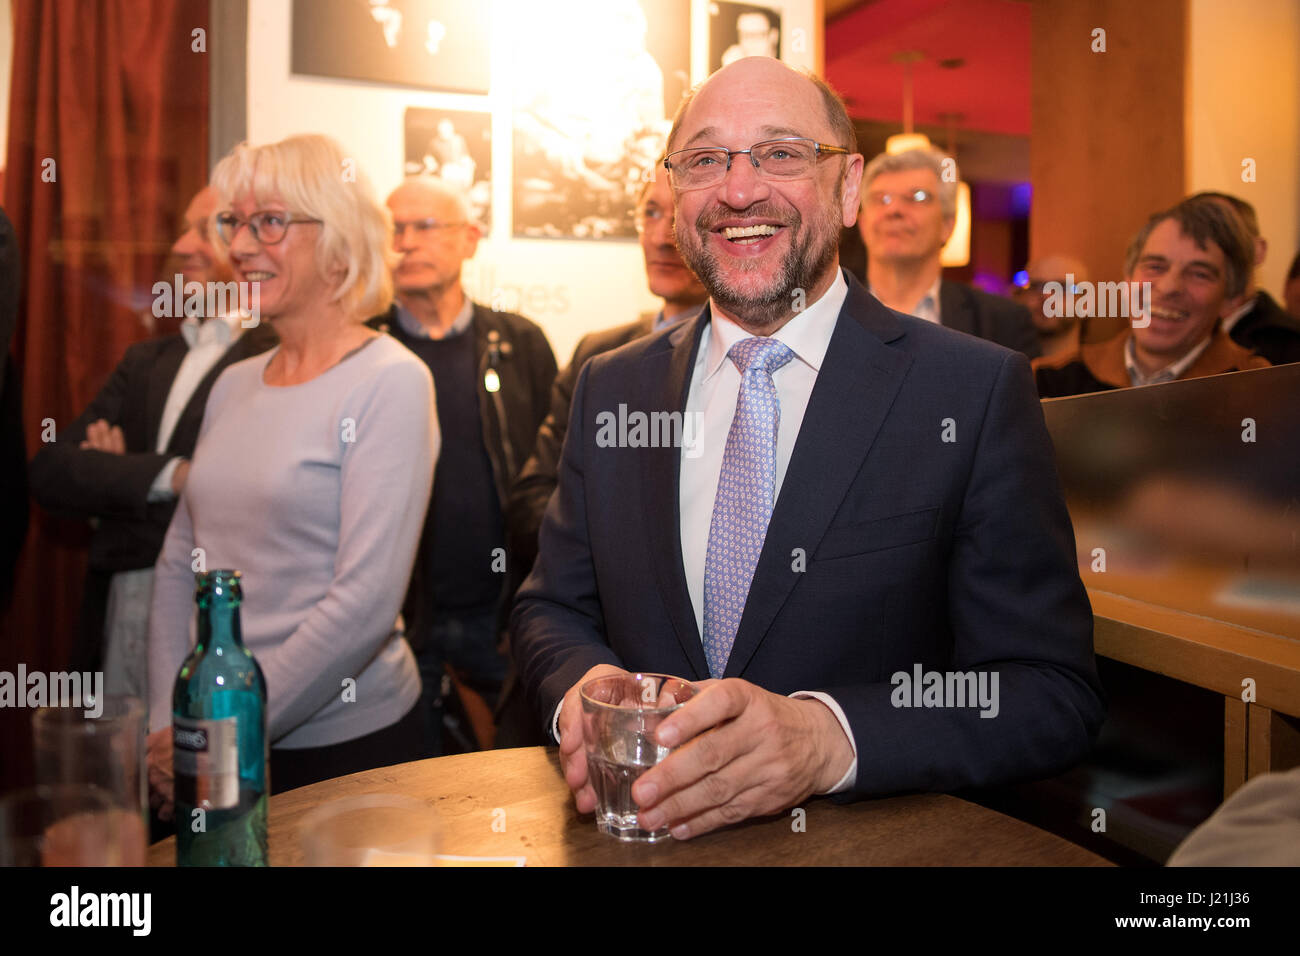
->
xmin=0 ymin=784 xmax=143 ymax=866
xmin=580 ymin=673 xmax=699 ymax=843
xmin=32 ymin=695 xmax=148 ymax=864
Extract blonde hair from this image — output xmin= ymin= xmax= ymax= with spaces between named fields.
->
xmin=209 ymin=133 xmax=394 ymax=318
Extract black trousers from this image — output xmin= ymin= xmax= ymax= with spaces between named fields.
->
xmin=269 ymin=702 xmax=425 ymax=795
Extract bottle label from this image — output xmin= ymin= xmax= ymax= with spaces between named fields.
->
xmin=174 ymin=716 xmax=240 ymax=810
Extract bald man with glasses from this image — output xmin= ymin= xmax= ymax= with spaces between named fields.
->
xmin=371 ymin=176 xmax=556 ymax=756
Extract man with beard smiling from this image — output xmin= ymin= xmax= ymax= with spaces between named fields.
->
xmin=512 ymin=57 xmax=1103 ymax=838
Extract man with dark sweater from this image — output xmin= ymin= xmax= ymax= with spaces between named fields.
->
xmin=372 ymin=177 xmax=555 ymax=755
xmin=29 ymin=187 xmax=277 ymax=696
xmin=857 ymin=147 xmax=1039 ymax=359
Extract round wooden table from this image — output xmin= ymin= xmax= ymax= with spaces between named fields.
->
xmin=148 ymin=746 xmax=1111 ymax=866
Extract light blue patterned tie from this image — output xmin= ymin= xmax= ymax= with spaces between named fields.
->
xmin=703 ymin=336 xmax=796 ymax=679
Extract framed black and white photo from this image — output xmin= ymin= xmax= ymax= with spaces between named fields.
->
xmin=510 ymin=0 xmax=690 ymax=240
xmin=292 ymin=0 xmax=491 ymax=94
xmin=404 ymin=107 xmax=493 ymax=228
xmin=708 ymin=1 xmax=781 ymax=75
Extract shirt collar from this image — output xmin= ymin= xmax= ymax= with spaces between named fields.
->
xmin=655 ymin=302 xmax=704 ymax=332
xmin=702 ymin=268 xmax=849 ymax=383
xmin=180 ymin=312 xmax=243 ymax=350
xmin=394 ymin=294 xmax=475 ymax=340
xmin=867 ymin=275 xmax=942 ymax=323
xmin=1124 ymin=331 xmax=1214 ymax=386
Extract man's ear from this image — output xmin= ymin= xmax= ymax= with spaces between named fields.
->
xmin=940 ymin=215 xmax=956 ymax=245
xmin=1255 ymin=235 xmax=1267 ymax=267
xmin=464 ymin=221 xmax=483 ymax=258
xmin=840 ymin=154 xmax=865 ymax=227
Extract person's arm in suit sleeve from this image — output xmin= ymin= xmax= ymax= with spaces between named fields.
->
xmin=817 ymin=350 xmax=1105 ymax=798
xmin=29 ymin=344 xmax=177 ymax=520
xmin=511 ymin=357 xmax=624 ymax=735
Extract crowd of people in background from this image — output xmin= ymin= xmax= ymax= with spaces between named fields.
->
xmin=3 ymin=61 xmax=1298 ymax=845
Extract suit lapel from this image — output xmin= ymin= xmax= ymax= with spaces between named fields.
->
xmin=723 ymin=280 xmax=912 ymax=678
xmin=642 ymin=311 xmax=711 ymax=680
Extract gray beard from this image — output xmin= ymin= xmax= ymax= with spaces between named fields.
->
xmin=679 ymin=204 xmax=841 ymax=331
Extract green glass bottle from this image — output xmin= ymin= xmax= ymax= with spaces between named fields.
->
xmin=173 ymin=569 xmax=268 ymax=866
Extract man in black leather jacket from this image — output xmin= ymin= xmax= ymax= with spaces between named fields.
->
xmin=372 ymin=177 xmax=556 ymax=755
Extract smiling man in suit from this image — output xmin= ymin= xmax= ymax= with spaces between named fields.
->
xmin=30 ymin=186 xmax=276 ymax=699
xmin=511 ymin=57 xmax=1104 ymax=839
xmin=858 ymin=147 xmax=1040 ymax=359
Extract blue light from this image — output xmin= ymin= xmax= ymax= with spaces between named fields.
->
xmin=1013 ymin=270 xmax=1030 ymax=288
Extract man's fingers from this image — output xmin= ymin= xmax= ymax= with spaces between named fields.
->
xmin=661 ymin=782 xmax=770 ymax=841
xmin=654 ymin=679 xmax=747 ymax=749
xmin=639 ymin=749 xmax=776 ymax=835
xmin=634 ymin=717 xmax=749 ymax=814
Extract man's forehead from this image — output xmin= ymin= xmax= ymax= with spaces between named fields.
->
xmin=679 ymin=60 xmax=829 ymax=144
xmin=867 ymin=168 xmax=939 ymax=189
xmin=389 ymin=181 xmax=460 ymax=216
xmin=188 ymin=187 xmax=217 ymax=219
xmin=642 ymin=176 xmax=673 ymax=206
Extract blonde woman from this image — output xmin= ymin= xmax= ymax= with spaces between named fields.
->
xmin=146 ymin=134 xmax=439 ymax=808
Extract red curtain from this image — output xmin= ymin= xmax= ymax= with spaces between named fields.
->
xmin=1 ymin=0 xmax=210 ymax=785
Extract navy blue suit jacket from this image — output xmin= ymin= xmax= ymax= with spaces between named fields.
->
xmin=511 ymin=271 xmax=1104 ymax=799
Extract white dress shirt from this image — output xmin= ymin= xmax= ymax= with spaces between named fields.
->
xmin=679 ymin=269 xmax=858 ymax=794
xmin=1123 ymin=331 xmax=1213 ymax=387
xmin=147 ymin=313 xmax=246 ymax=500
xmin=869 ymin=276 xmax=942 ymax=325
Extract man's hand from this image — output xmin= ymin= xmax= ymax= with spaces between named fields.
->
xmin=557 ymin=664 xmax=629 ymax=813
xmin=146 ymin=728 xmax=175 ymax=821
xmin=631 ymin=679 xmax=854 ymax=840
xmin=80 ymin=419 xmax=126 ymax=455
xmin=170 ymin=459 xmax=191 ymax=494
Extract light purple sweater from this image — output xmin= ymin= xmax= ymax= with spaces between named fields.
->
xmin=148 ymin=335 xmax=439 ymax=749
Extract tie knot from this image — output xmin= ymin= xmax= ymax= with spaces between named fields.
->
xmin=728 ymin=336 xmax=795 ymax=375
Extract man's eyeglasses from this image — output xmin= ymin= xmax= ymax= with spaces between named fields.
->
xmin=865 ymin=188 xmax=935 ymax=208
xmin=663 ymin=137 xmax=849 ymax=190
xmin=215 ymin=211 xmax=321 ymax=245
xmin=393 ymin=218 xmax=467 ymax=239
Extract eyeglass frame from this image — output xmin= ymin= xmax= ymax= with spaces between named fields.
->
xmin=864 ymin=188 xmax=936 ymax=208
xmin=392 ymin=217 xmax=469 ymax=239
xmin=214 ymin=210 xmax=323 ymax=246
xmin=662 ymin=137 xmax=851 ymax=190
